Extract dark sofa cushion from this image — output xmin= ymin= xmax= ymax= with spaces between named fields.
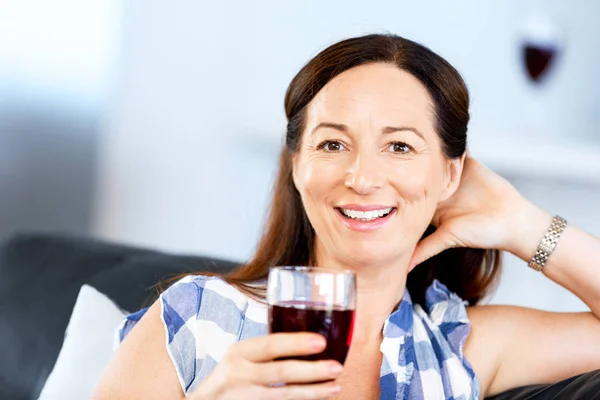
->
xmin=0 ymin=232 xmax=239 ymax=400
xmin=487 ymin=369 xmax=600 ymax=400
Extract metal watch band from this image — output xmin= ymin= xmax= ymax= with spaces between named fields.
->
xmin=528 ymin=215 xmax=567 ymax=272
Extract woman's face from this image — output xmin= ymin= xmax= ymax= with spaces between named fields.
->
xmin=292 ymin=62 xmax=463 ymax=270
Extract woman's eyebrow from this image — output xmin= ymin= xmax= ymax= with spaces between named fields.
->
xmin=382 ymin=125 xmax=425 ymax=141
xmin=311 ymin=122 xmax=425 ymax=141
xmin=311 ymin=122 xmax=348 ymax=134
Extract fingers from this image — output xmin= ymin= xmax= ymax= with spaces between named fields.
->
xmin=256 ymin=380 xmax=342 ymax=400
xmin=254 ymin=359 xmax=343 ymax=385
xmin=234 ymin=332 xmax=326 ymax=363
xmin=199 ymin=334 xmax=342 ymax=399
xmin=410 ymin=229 xmax=454 ymax=270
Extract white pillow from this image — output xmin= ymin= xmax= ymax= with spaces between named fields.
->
xmin=38 ymin=285 xmax=127 ymax=400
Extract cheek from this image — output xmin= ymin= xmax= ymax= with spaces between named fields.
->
xmin=391 ymin=162 xmax=444 ymax=205
xmin=294 ymin=161 xmax=342 ymax=213
xmin=295 ymin=157 xmax=345 ymax=197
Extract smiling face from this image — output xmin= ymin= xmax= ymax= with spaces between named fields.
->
xmin=292 ymin=62 xmax=463 ymax=271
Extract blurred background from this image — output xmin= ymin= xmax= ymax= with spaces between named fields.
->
xmin=1 ymin=0 xmax=599 ymax=312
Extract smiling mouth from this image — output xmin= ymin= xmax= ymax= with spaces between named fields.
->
xmin=335 ymin=207 xmax=396 ymax=222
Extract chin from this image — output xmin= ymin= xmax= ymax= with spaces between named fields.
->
xmin=337 ymin=244 xmax=405 ymax=269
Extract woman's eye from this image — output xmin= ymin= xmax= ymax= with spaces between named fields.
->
xmin=317 ymin=140 xmax=346 ymax=152
xmin=387 ymin=142 xmax=412 ymax=154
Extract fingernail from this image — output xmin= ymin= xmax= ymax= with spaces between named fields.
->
xmin=310 ymin=336 xmax=325 ymax=350
xmin=330 ymin=363 xmax=343 ymax=375
xmin=329 ymin=385 xmax=341 ymax=394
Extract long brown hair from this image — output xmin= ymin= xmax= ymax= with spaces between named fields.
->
xmin=196 ymin=34 xmax=500 ymax=307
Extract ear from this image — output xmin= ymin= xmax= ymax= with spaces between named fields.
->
xmin=291 ymin=152 xmax=300 ymax=190
xmin=439 ymin=152 xmax=466 ymax=202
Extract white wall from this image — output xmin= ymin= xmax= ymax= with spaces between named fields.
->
xmin=0 ymin=0 xmax=121 ymax=241
xmin=93 ymin=0 xmax=600 ymax=312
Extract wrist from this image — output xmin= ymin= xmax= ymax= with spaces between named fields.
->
xmin=504 ymin=198 xmax=553 ymax=262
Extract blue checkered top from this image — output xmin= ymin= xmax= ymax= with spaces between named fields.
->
xmin=118 ymin=275 xmax=480 ymax=399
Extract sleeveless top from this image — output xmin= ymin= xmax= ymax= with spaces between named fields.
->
xmin=118 ymin=275 xmax=480 ymax=400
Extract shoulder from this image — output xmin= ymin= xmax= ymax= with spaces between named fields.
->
xmin=464 ymin=305 xmax=518 ymax=395
xmin=465 ymin=304 xmax=600 ymax=397
xmin=466 ymin=304 xmax=526 ymax=332
xmin=94 ymin=294 xmax=185 ymax=399
xmin=160 ymin=273 xmax=269 ymax=339
xmin=160 ymin=274 xmax=267 ymax=393
xmin=160 ymin=274 xmax=264 ymax=331
xmin=465 ymin=305 xmax=551 ymax=368
xmin=109 ymin=274 xmax=267 ymax=396
xmin=162 ymin=273 xmax=234 ymax=299
xmin=464 ymin=304 xmax=547 ymax=396
xmin=160 ymin=274 xmax=245 ymax=314
xmin=119 ymin=274 xmax=261 ymax=346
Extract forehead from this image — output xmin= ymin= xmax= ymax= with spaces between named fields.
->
xmin=306 ymin=63 xmax=435 ymax=130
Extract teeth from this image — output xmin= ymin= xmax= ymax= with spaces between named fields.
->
xmin=340 ymin=207 xmax=392 ymax=220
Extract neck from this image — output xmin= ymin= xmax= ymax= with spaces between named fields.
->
xmin=355 ymin=273 xmax=407 ymax=343
xmin=315 ymin=249 xmax=411 ymax=343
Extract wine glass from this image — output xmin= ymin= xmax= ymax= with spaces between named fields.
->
xmin=267 ymin=266 xmax=356 ymax=365
xmin=519 ymin=14 xmax=563 ymax=140
xmin=521 ymin=15 xmax=562 ymax=84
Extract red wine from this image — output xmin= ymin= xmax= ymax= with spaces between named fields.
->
xmin=524 ymin=44 xmax=556 ymax=82
xmin=269 ymin=301 xmax=355 ymax=365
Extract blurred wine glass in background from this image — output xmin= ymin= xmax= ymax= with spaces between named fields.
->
xmin=522 ymin=15 xmax=562 ymax=84
xmin=519 ymin=15 xmax=563 ymax=139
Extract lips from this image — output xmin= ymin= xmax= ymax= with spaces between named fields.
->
xmin=338 ymin=207 xmax=393 ymax=221
xmin=334 ymin=206 xmax=397 ymax=232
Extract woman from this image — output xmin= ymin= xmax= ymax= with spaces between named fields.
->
xmin=93 ymin=34 xmax=600 ymax=399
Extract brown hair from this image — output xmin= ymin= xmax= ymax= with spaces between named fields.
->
xmin=189 ymin=34 xmax=500 ymax=306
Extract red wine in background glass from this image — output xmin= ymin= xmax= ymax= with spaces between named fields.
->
xmin=523 ymin=43 xmax=557 ymax=82
xmin=269 ymin=301 xmax=355 ymax=365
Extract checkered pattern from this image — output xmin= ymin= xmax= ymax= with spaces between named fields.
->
xmin=118 ymin=276 xmax=480 ymax=399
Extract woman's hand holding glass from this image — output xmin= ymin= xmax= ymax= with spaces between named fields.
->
xmin=190 ymin=332 xmax=343 ymax=399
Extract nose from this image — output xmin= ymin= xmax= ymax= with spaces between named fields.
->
xmin=344 ymin=151 xmax=385 ymax=195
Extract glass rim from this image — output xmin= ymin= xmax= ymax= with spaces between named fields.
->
xmin=269 ymin=266 xmax=355 ymax=276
